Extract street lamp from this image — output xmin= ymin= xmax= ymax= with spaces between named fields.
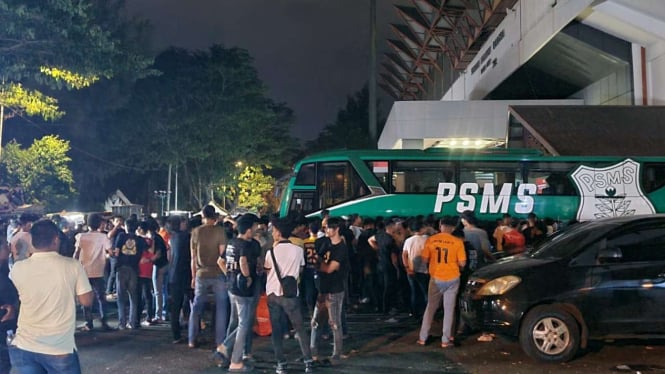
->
xmin=154 ymin=190 xmax=168 ymax=217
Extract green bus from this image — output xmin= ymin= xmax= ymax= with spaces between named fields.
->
xmin=279 ymin=149 xmax=665 ymax=222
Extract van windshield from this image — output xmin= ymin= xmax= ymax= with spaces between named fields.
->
xmin=529 ymin=222 xmax=612 ymax=260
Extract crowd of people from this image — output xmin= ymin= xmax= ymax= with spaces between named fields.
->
xmin=0 ymin=207 xmax=559 ymax=373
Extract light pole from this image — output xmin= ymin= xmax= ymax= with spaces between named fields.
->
xmin=154 ymin=190 xmax=168 ymax=216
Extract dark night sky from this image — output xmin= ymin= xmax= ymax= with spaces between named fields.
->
xmin=126 ymin=0 xmax=403 ymax=141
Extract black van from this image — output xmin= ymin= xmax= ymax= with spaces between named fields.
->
xmin=460 ymin=214 xmax=665 ymax=363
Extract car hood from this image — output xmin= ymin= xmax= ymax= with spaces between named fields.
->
xmin=471 ymin=255 xmax=557 ymax=280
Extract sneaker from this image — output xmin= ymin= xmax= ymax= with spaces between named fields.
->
xmin=304 ymin=360 xmax=314 ymax=373
xmin=385 ymin=317 xmax=399 ymax=323
xmin=276 ymin=361 xmax=288 ymax=374
xmin=359 ymin=297 xmax=369 ymax=304
xmin=211 ymin=350 xmax=229 ymax=368
xmin=78 ymin=325 xmax=92 ymax=332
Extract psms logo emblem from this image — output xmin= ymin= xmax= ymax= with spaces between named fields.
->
xmin=571 ymin=159 xmax=655 ymax=221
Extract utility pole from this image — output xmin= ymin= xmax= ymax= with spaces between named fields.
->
xmin=0 ymin=104 xmax=4 ymax=159
xmin=369 ymin=0 xmax=378 ymax=147
xmin=166 ymin=163 xmax=172 ymax=213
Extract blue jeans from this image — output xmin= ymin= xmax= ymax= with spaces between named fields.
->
xmin=0 ymin=340 xmax=9 ymax=374
xmin=222 ymin=294 xmax=255 ymax=364
xmin=419 ymin=277 xmax=460 ymax=344
xmin=310 ymin=291 xmax=344 ymax=358
xmin=189 ymin=275 xmax=229 ymax=346
xmin=267 ymin=294 xmax=312 ymax=366
xmin=116 ymin=266 xmax=139 ymax=328
xmin=8 ymin=346 xmax=81 ymax=374
xmin=106 ymin=257 xmax=117 ymax=294
xmin=407 ymin=272 xmax=430 ymax=317
xmin=152 ymin=265 xmax=169 ymax=319
xmin=83 ymin=277 xmax=108 ymax=328
xmin=138 ymin=277 xmax=154 ymax=321
xmin=301 ymin=271 xmax=318 ymax=316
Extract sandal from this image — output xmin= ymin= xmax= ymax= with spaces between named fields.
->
xmin=441 ymin=342 xmax=453 ymax=348
xmin=416 ymin=339 xmax=426 ymax=346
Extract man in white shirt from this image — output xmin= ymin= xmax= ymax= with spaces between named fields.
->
xmin=74 ymin=213 xmax=113 ymax=331
xmin=402 ymin=220 xmax=430 ymax=319
xmin=264 ymin=218 xmax=313 ymax=374
xmin=8 ymin=219 xmax=93 ymax=373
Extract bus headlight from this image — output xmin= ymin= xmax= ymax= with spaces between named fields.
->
xmin=476 ymin=275 xmax=521 ymax=296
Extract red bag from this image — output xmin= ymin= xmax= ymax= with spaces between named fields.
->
xmin=253 ymin=293 xmax=272 ymax=336
xmin=503 ymin=229 xmax=526 ymax=254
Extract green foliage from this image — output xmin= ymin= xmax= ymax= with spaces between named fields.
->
xmin=0 ymin=0 xmax=154 ymax=85
xmin=40 ymin=66 xmax=99 ymax=90
xmin=0 ymin=0 xmax=154 ymax=122
xmin=222 ymin=165 xmax=275 ymax=213
xmin=0 ymin=83 xmax=64 ymax=120
xmin=112 ymin=45 xmax=298 ymax=210
xmin=0 ymin=135 xmax=76 ymax=210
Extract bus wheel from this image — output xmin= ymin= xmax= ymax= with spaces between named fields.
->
xmin=519 ymin=305 xmax=580 ymax=363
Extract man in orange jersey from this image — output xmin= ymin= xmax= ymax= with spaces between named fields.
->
xmin=416 ymin=216 xmax=466 ymax=348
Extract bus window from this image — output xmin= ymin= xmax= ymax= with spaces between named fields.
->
xmin=524 ymin=162 xmax=579 ymax=195
xmin=366 ymin=161 xmax=391 ymax=192
xmin=459 ymin=162 xmax=522 ymax=193
xmin=318 ymin=162 xmax=368 ymax=208
xmin=392 ymin=161 xmax=455 ymax=194
xmin=642 ymin=163 xmax=665 ymax=193
xmin=289 ymin=191 xmax=316 ymax=214
xmin=295 ymin=163 xmax=316 ymax=185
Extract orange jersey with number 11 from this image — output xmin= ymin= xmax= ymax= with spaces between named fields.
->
xmin=422 ymin=232 xmax=466 ymax=281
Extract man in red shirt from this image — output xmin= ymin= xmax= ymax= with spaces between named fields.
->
xmin=416 ymin=216 xmax=466 ymax=348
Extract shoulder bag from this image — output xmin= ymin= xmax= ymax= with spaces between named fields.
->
xmin=269 ymin=248 xmax=298 ymax=298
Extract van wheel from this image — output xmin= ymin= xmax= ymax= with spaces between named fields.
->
xmin=519 ymin=305 xmax=580 ymax=363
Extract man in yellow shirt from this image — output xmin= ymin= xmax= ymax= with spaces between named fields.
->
xmin=416 ymin=216 xmax=466 ymax=348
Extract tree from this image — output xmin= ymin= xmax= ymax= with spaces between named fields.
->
xmin=0 ymin=0 xmax=154 ymax=155
xmin=220 ymin=165 xmax=275 ymax=214
xmin=0 ymin=135 xmax=75 ymax=210
xmin=306 ymin=85 xmax=385 ymax=152
xmin=110 ymin=46 xmax=299 ymax=210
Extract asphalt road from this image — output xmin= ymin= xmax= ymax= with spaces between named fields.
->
xmin=48 ymin=308 xmax=665 ymax=374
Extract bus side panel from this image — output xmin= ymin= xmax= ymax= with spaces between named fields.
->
xmin=322 ymin=194 xmax=581 ymax=222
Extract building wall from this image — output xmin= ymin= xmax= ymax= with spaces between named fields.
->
xmin=442 ymin=0 xmax=593 ymax=102
xmin=571 ymin=66 xmax=632 ymax=105
xmin=649 ymin=41 xmax=665 ymax=105
xmin=438 ymin=0 xmax=665 ymax=107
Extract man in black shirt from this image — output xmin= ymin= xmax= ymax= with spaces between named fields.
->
xmin=310 ymin=217 xmax=349 ymax=364
xmin=214 ymin=216 xmax=260 ymax=372
xmin=369 ymin=219 xmax=401 ymax=319
xmin=167 ymin=216 xmax=191 ymax=344
xmin=114 ymin=218 xmax=147 ymax=329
